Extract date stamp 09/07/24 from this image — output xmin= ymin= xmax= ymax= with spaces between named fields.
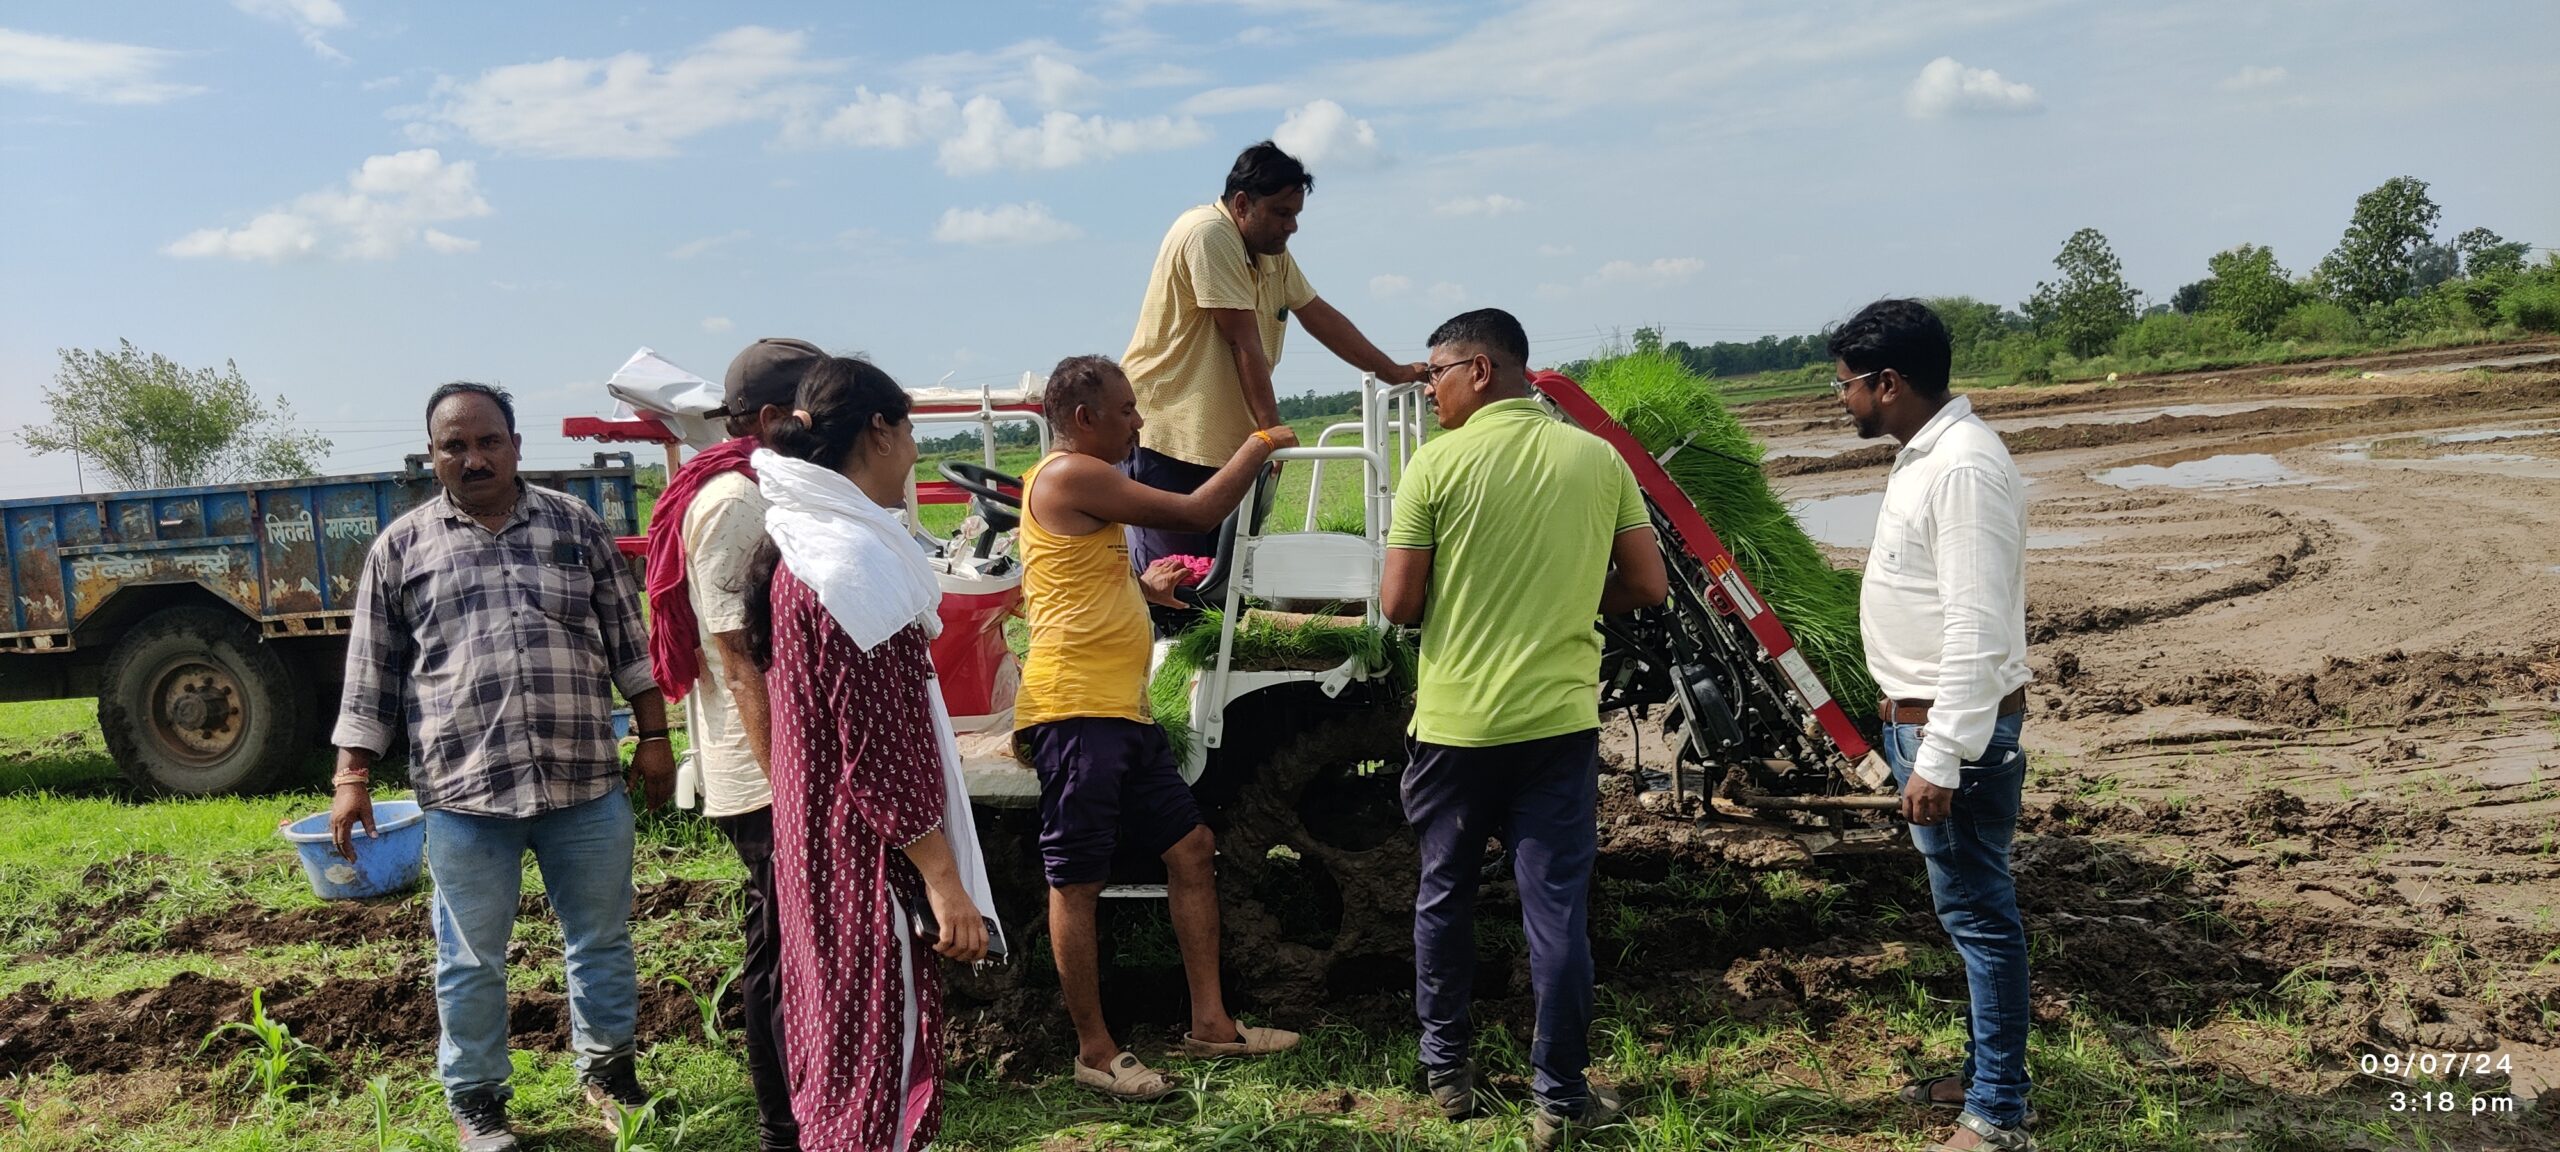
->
xmin=2363 ymin=1050 xmax=2527 ymax=1118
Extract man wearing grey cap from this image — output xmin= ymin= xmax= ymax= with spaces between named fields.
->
xmin=642 ymin=337 xmax=824 ymax=1152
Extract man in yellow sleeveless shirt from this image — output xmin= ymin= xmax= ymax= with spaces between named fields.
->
xmin=1014 ymin=354 xmax=1303 ymax=1101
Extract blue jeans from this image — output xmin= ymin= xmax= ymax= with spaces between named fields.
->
xmin=1403 ymin=730 xmax=1598 ymax=1115
xmin=423 ymin=789 xmax=637 ymax=1105
xmin=1884 ymin=713 xmax=2031 ymax=1130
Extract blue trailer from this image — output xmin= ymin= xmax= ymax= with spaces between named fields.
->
xmin=0 ymin=454 xmax=640 ymax=795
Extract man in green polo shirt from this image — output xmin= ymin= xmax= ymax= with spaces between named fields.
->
xmin=1379 ymin=307 xmax=1667 ymax=1149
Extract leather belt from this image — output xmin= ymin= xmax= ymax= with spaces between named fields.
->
xmin=1879 ymin=686 xmax=2028 ymax=728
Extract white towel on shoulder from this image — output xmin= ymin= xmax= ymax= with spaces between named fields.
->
xmin=756 ymin=449 xmax=1006 ymax=958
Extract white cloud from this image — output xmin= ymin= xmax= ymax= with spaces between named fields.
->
xmin=1433 ymin=193 xmax=1525 ymax=218
xmin=1905 ymin=56 xmax=2040 ymax=119
xmin=166 ymin=149 xmax=491 ymax=262
xmin=1427 ymin=281 xmax=1468 ymax=305
xmin=938 ymin=96 xmax=1207 ymax=174
xmin=666 ymin=229 xmax=750 ymax=259
xmin=1184 ymin=2 xmax=2041 ymax=125
xmin=1272 ymin=99 xmax=1381 ymax=167
xmin=1591 ymin=257 xmax=1704 ymax=286
xmin=933 ymin=202 xmax=1083 ymax=246
xmin=1369 ymin=273 xmax=1411 ymax=298
xmin=702 ymin=316 xmax=734 ymax=333
xmin=2221 ymin=65 xmax=2287 ymax=91
xmin=0 ymin=28 xmax=204 ymax=104
xmin=414 ymin=26 xmax=832 ymax=159
xmin=1027 ymin=54 xmax=1100 ymax=109
xmin=805 ymin=85 xmax=960 ymax=148
xmin=233 ymin=0 xmax=351 ymax=63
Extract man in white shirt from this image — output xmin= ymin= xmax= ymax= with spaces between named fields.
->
xmin=1831 ymin=300 xmax=2035 ymax=1152
xmin=642 ymin=337 xmax=822 ymax=1152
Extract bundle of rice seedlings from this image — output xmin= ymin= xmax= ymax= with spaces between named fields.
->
xmin=1149 ymin=610 xmax=1417 ymax=759
xmin=1573 ymin=351 xmax=1878 ymax=718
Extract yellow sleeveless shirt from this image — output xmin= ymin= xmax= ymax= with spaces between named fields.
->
xmin=1013 ymin=452 xmax=1154 ymax=726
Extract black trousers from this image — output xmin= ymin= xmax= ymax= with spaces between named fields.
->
xmin=711 ymin=806 xmax=797 ymax=1151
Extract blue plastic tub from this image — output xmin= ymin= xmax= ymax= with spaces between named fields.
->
xmin=279 ymin=800 xmax=427 ymax=900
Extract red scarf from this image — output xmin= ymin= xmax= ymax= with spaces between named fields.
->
xmin=645 ymin=436 xmax=761 ymax=702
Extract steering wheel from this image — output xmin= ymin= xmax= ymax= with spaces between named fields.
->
xmin=937 ymin=461 xmax=1022 ymax=557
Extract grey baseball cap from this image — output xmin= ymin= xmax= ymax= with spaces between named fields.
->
xmin=711 ymin=337 xmax=825 ymax=418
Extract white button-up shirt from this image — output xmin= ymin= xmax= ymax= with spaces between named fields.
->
xmin=1860 ymin=394 xmax=2031 ymax=788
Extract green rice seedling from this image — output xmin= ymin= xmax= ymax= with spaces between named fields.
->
xmin=1572 ymin=352 xmax=1877 ymax=716
xmin=664 ymin=962 xmax=744 ymax=1045
xmin=1149 ymin=610 xmax=1415 ymax=756
xmin=362 ymin=1074 xmax=409 ymax=1151
xmin=609 ymin=1092 xmax=669 ymax=1152
xmin=201 ymin=987 xmax=322 ymax=1106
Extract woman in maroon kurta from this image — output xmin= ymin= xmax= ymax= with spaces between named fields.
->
xmin=767 ymin=569 xmax=950 ymax=1151
xmin=745 ymin=356 xmax=990 ymax=1152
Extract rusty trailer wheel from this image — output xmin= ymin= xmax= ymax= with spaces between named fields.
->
xmin=100 ymin=608 xmax=315 ymax=796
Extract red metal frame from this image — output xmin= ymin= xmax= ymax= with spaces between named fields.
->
xmin=1530 ymin=369 xmax=1874 ymax=762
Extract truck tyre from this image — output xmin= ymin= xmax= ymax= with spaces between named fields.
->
xmin=100 ymin=607 xmax=316 ymax=796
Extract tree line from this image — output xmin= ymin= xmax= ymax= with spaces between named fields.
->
xmin=1590 ymin=175 xmax=2554 ymax=385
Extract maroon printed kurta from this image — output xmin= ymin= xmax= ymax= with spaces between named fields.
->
xmin=767 ymin=564 xmax=948 ymax=1152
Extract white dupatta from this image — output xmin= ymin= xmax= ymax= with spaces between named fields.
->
xmin=756 ymin=450 xmax=1007 ymax=958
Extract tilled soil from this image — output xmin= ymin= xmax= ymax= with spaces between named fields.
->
xmin=11 ymin=347 xmax=2560 ymax=1134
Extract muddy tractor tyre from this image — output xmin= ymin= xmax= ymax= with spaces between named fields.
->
xmin=100 ymin=607 xmax=317 ymax=797
xmin=1199 ymin=684 xmax=1418 ymax=1010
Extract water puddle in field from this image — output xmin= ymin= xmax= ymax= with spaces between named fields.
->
xmin=2363 ymin=351 xmax=2560 ymax=376
xmin=1989 ymin=397 xmax=2377 ymax=433
xmin=2332 ymin=425 xmax=2559 ymax=463
xmin=1788 ymin=492 xmax=1882 ymax=548
xmin=2090 ymin=453 xmax=2314 ymax=492
xmin=1787 ymin=490 xmax=2085 ymax=551
xmin=2160 ymin=559 xmax=2237 ymax=571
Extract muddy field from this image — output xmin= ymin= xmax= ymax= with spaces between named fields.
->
xmin=1757 ymin=345 xmax=2560 ymax=1113
xmin=6 ymin=345 xmax=2559 ymax=1149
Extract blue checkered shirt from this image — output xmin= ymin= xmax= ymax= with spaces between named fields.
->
xmin=333 ymin=484 xmax=658 ymax=818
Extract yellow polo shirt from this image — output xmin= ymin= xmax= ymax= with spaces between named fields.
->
xmin=1122 ymin=202 xmax=1318 ymax=467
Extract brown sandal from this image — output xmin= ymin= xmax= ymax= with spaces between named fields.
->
xmin=1074 ymin=1052 xmax=1179 ymax=1102
xmin=1179 ymin=1023 xmax=1300 ymax=1058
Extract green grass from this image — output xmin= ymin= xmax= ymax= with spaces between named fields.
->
xmin=2 ymin=687 xmax=2535 ymax=1150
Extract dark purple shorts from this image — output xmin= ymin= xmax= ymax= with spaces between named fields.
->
xmin=1018 ymin=716 xmax=1204 ymax=887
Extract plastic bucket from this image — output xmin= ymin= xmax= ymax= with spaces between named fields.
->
xmin=278 ymin=800 xmax=427 ymax=900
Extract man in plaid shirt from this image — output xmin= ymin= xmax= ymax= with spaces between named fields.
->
xmin=329 ymin=382 xmax=675 ymax=1152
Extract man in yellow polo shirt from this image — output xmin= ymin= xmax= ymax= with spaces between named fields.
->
xmin=1119 ymin=140 xmax=1425 ymax=571
xmin=1378 ymin=308 xmax=1667 ymax=1150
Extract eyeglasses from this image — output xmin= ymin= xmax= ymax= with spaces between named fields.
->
xmin=1829 ymin=369 xmax=1882 ymax=396
xmin=1425 ymin=355 xmax=1483 ymax=383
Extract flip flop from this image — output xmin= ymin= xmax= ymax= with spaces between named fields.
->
xmin=1073 ymin=1052 xmax=1179 ymax=1102
xmin=1179 ymin=1024 xmax=1301 ymax=1058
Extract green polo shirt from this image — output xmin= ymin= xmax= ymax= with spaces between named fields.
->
xmin=1387 ymin=397 xmax=1649 ymax=747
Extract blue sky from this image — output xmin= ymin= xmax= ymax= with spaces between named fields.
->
xmin=2 ymin=0 xmax=2553 ymax=496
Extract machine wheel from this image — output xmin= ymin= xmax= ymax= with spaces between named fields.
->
xmin=1197 ymin=683 xmax=1417 ymax=1011
xmin=100 ymin=608 xmax=316 ymax=796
